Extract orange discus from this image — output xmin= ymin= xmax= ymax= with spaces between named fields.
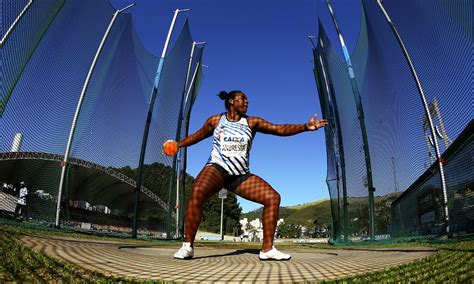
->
xmin=163 ymin=140 xmax=178 ymax=156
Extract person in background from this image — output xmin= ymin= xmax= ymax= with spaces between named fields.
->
xmin=14 ymin=181 xmax=28 ymax=218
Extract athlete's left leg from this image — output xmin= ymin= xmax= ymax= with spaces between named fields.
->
xmin=234 ymin=175 xmax=280 ymax=252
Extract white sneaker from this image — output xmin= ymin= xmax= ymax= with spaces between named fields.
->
xmin=259 ymin=246 xmax=291 ymax=261
xmin=173 ymin=242 xmax=194 ymax=259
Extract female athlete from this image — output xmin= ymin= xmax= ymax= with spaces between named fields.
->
xmin=169 ymin=90 xmax=328 ymax=260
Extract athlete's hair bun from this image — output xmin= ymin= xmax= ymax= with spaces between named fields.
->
xmin=217 ymin=90 xmax=243 ymax=110
xmin=218 ymin=91 xmax=228 ymax=100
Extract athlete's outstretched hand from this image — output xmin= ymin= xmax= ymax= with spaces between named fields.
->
xmin=305 ymin=114 xmax=328 ymax=131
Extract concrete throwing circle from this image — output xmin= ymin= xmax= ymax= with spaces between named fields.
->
xmin=20 ymin=236 xmax=436 ymax=283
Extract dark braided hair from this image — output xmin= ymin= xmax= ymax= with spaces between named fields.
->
xmin=218 ymin=90 xmax=242 ymax=110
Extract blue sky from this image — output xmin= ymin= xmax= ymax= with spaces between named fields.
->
xmin=110 ymin=0 xmax=362 ymax=212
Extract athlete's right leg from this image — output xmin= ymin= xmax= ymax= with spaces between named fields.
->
xmin=184 ymin=165 xmax=225 ymax=244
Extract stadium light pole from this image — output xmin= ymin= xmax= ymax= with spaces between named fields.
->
xmin=174 ymin=41 xmax=206 ymax=238
xmin=54 ymin=3 xmax=135 ymax=227
xmin=375 ymin=0 xmax=450 ymax=233
xmin=310 ymin=34 xmax=350 ymax=242
xmin=325 ymin=0 xmax=376 ymax=240
xmin=132 ymin=8 xmax=191 ymax=238
xmin=219 ymin=188 xmax=227 ymax=241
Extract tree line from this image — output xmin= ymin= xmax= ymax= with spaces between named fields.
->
xmin=115 ymin=162 xmax=242 ymax=235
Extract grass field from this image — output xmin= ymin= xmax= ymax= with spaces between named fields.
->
xmin=0 ymin=223 xmax=169 ymax=283
xmin=323 ymin=240 xmax=474 ymax=282
xmin=1 ymin=222 xmax=473 ymax=282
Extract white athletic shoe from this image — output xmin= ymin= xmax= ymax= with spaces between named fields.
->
xmin=259 ymin=246 xmax=291 ymax=261
xmin=173 ymin=242 xmax=194 ymax=259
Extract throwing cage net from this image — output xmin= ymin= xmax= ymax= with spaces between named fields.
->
xmin=313 ymin=0 xmax=472 ymax=242
xmin=0 ymin=0 xmax=204 ymax=239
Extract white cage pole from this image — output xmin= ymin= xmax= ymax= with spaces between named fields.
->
xmin=55 ymin=3 xmax=135 ymax=227
xmin=175 ymin=41 xmax=205 ymax=237
xmin=133 ymin=8 xmax=190 ymax=238
xmin=0 ymin=0 xmax=33 ymax=47
xmin=376 ymin=0 xmax=450 ymax=232
xmin=325 ymin=0 xmax=376 ymax=239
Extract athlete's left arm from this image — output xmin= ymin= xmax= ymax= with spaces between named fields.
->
xmin=250 ymin=114 xmax=328 ymax=136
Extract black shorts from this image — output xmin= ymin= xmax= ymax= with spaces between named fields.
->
xmin=206 ymin=163 xmax=253 ymax=192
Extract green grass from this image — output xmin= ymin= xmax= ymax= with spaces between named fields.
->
xmin=1 ymin=222 xmax=473 ymax=282
xmin=0 ymin=224 xmax=168 ymax=283
xmin=328 ymin=249 xmax=473 ymax=283
xmin=286 ymin=199 xmax=329 ymax=210
xmin=320 ymin=239 xmax=474 ymax=283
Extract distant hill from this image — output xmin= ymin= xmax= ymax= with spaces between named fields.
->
xmin=287 ymin=199 xmax=329 ymax=210
xmin=240 ymin=192 xmax=401 ymax=234
xmin=241 ymin=193 xmax=403 ymax=238
xmin=241 ymin=199 xmax=332 ymax=228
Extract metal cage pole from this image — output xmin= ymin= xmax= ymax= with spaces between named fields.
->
xmin=132 ymin=8 xmax=190 ymax=238
xmin=1 ymin=0 xmax=66 ymax=118
xmin=319 ymin=37 xmax=349 ymax=242
xmin=0 ymin=0 xmax=33 ymax=47
xmin=176 ymin=61 xmax=202 ymax=225
xmin=325 ymin=0 xmax=376 ymax=240
xmin=55 ymin=3 xmax=135 ymax=227
xmin=179 ymin=62 xmax=205 ymax=238
xmin=171 ymin=41 xmax=196 ymax=238
xmin=178 ymin=42 xmax=205 ymax=238
xmin=376 ymin=0 xmax=450 ymax=233
xmin=173 ymin=41 xmax=205 ymax=237
xmin=311 ymin=35 xmax=349 ymax=242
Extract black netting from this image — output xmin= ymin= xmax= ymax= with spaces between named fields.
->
xmin=1 ymin=0 xmax=65 ymax=117
xmin=1 ymin=1 xmax=205 ymax=239
xmin=314 ymin=0 xmax=472 ymax=242
xmin=1 ymin=0 xmax=121 ymax=225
